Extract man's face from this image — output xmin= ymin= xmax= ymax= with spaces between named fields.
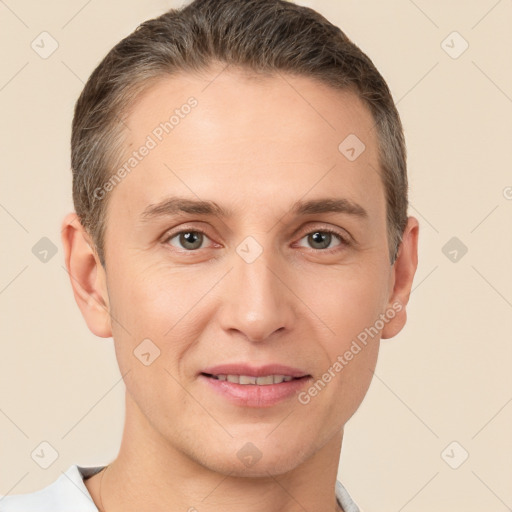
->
xmin=101 ymin=67 xmax=396 ymax=475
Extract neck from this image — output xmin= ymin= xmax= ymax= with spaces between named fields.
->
xmin=93 ymin=392 xmax=345 ymax=512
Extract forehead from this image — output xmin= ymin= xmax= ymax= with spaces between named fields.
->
xmin=108 ymin=67 xmax=384 ymax=223
xmin=124 ymin=67 xmax=378 ymax=157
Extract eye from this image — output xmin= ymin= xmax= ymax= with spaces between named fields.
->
xmin=163 ymin=227 xmax=350 ymax=253
xmin=166 ymin=230 xmax=211 ymax=251
xmin=296 ymin=229 xmax=348 ymax=251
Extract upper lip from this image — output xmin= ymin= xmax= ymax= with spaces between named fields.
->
xmin=200 ymin=363 xmax=310 ymax=378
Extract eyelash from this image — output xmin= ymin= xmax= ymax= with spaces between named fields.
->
xmin=163 ymin=226 xmax=351 ymax=254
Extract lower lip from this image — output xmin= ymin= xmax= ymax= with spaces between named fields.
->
xmin=199 ymin=374 xmax=311 ymax=408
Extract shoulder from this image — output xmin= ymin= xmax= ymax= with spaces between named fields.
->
xmin=0 ymin=465 xmax=104 ymax=512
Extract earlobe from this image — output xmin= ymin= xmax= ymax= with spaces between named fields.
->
xmin=61 ymin=212 xmax=112 ymax=338
xmin=381 ymin=216 xmax=420 ymax=339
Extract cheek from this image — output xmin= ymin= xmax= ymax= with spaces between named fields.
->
xmin=296 ymin=268 xmax=384 ymax=427
xmin=106 ymin=262 xmax=216 ymax=370
xmin=106 ymin=267 xmax=197 ymax=412
xmin=108 ymin=257 xmax=194 ymax=325
xmin=298 ymin=262 xmax=390 ymax=347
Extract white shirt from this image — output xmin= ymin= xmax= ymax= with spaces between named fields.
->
xmin=0 ymin=465 xmax=360 ymax=512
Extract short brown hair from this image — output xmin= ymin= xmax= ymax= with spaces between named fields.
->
xmin=71 ymin=0 xmax=408 ymax=267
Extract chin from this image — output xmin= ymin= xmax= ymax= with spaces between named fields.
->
xmin=204 ymin=452 xmax=306 ymax=478
xmin=188 ymin=434 xmax=317 ymax=478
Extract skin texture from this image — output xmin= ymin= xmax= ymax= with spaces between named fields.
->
xmin=62 ymin=65 xmax=419 ymax=512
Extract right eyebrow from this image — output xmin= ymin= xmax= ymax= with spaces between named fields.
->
xmin=139 ymin=197 xmax=233 ymax=222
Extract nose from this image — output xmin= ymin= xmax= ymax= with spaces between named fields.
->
xmin=217 ymin=242 xmax=296 ymax=343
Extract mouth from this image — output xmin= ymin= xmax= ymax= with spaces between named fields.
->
xmin=201 ymin=372 xmax=310 ymax=385
xmin=198 ymin=364 xmax=312 ymax=407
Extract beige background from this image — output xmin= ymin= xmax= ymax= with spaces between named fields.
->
xmin=1 ymin=0 xmax=511 ymax=510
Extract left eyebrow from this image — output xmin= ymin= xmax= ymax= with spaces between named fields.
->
xmin=290 ymin=197 xmax=369 ymax=219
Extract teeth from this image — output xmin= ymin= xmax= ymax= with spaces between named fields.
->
xmin=239 ymin=375 xmax=257 ymax=384
xmin=256 ymin=375 xmax=274 ymax=385
xmin=212 ymin=374 xmax=296 ymax=385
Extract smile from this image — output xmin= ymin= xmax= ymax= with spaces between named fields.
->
xmin=199 ymin=372 xmax=312 ymax=407
xmin=202 ymin=373 xmax=301 ymax=385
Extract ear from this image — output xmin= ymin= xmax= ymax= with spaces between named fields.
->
xmin=61 ymin=212 xmax=112 ymax=338
xmin=381 ymin=216 xmax=419 ymax=339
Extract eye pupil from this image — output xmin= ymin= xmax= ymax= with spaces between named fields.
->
xmin=309 ymin=231 xmax=331 ymax=249
xmin=180 ymin=231 xmax=203 ymax=250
